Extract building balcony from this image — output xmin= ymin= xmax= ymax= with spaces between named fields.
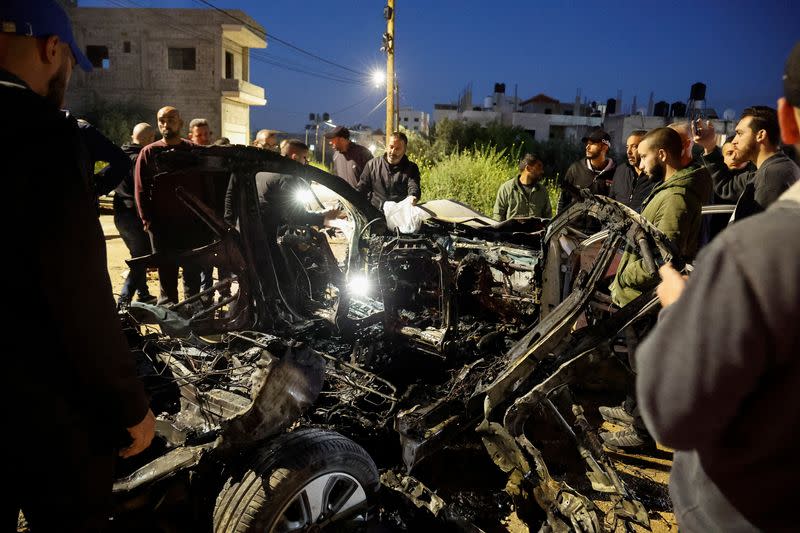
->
xmin=221 ymin=78 xmax=267 ymax=106
xmin=222 ymin=23 xmax=266 ymax=49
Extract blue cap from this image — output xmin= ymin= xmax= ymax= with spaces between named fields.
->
xmin=0 ymin=0 xmax=93 ymax=72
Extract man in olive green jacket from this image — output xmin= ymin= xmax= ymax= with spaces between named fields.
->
xmin=610 ymin=128 xmax=713 ymax=308
xmin=493 ymin=153 xmax=553 ymax=221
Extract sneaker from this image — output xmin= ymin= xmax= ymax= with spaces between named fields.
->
xmin=137 ymin=294 xmax=157 ymax=304
xmin=600 ymin=426 xmax=653 ymax=452
xmin=599 ymin=404 xmax=634 ymax=426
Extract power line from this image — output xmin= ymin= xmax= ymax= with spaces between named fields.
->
xmin=249 ymin=50 xmax=365 ymax=85
xmin=192 ymin=0 xmax=368 ymax=77
xmin=330 ymin=94 xmax=375 ymax=115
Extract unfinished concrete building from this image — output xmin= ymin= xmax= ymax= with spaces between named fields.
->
xmin=66 ymin=6 xmax=267 ymax=145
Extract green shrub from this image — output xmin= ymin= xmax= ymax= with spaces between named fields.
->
xmin=421 ymin=146 xmax=516 ymax=216
xmin=81 ymin=93 xmax=152 ymax=146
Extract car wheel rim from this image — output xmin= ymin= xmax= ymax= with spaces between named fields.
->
xmin=273 ymin=472 xmax=367 ymax=532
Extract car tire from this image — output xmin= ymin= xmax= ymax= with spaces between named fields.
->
xmin=213 ymin=428 xmax=379 ymax=532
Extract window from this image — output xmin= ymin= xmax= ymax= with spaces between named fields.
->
xmin=123 ymin=41 xmax=131 ymax=53
xmin=544 ymin=108 xmax=552 ymax=115
xmin=168 ymin=47 xmax=196 ymax=70
xmin=225 ymin=51 xmax=234 ymax=79
xmin=413 ymin=117 xmax=419 ymax=122
xmin=86 ymin=45 xmax=109 ymax=69
xmin=403 ymin=117 xmax=408 ymax=122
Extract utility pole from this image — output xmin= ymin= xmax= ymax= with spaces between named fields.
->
xmin=384 ymin=1 xmax=395 ymax=146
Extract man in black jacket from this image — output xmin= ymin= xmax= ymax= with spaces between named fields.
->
xmin=557 ymin=128 xmax=616 ymax=213
xmin=326 ymin=125 xmax=373 ymax=189
xmin=357 ymin=131 xmax=421 ymax=210
xmin=608 ymin=129 xmax=658 ymax=211
xmin=696 ymin=106 xmax=799 ymax=220
xmin=115 ymin=123 xmax=156 ymax=306
xmin=1 ymin=1 xmax=154 ymax=530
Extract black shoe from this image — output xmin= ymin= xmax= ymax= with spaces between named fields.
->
xmin=137 ymin=294 xmax=157 ymax=304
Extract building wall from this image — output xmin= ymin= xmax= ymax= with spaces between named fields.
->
xmin=398 ymin=108 xmax=430 ymax=135
xmin=222 ymin=99 xmax=250 ymax=145
xmin=66 ymin=7 xmax=264 ymax=143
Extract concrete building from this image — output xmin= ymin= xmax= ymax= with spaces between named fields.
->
xmin=399 ymin=107 xmax=430 ymax=135
xmin=434 ymin=82 xmax=738 ymax=148
xmin=66 ymin=7 xmax=267 ymax=145
xmin=434 ymin=85 xmax=601 ymax=141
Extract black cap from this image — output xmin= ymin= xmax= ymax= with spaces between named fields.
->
xmin=324 ymin=126 xmax=350 ymax=139
xmin=581 ymin=129 xmax=611 ymax=147
xmin=784 ymin=42 xmax=800 ymax=108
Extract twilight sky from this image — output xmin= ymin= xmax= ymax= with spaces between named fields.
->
xmin=79 ymin=0 xmax=799 ymax=135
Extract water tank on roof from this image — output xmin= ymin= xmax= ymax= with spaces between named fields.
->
xmin=605 ymin=98 xmax=616 ymax=115
xmin=493 ymin=83 xmax=506 ymax=94
xmin=483 ymin=96 xmax=493 ymax=109
xmin=690 ymin=82 xmax=706 ymax=101
xmin=653 ymin=101 xmax=669 ymax=117
xmin=670 ymin=101 xmax=687 ymax=118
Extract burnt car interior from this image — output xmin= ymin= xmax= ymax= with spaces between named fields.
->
xmin=113 ymin=145 xmax=729 ymax=532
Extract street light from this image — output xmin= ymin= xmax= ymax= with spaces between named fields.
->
xmin=371 ymin=69 xmax=385 ymax=88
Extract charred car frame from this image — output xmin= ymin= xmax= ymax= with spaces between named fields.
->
xmin=113 ymin=145 xmax=719 ymax=532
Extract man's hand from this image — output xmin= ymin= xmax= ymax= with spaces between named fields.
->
xmin=692 ymin=118 xmax=717 ymax=154
xmin=656 ymin=263 xmax=688 ymax=308
xmin=142 ymin=219 xmax=151 ymax=232
xmin=408 ymin=196 xmax=418 ymax=205
xmin=120 ymin=408 xmax=156 ymax=459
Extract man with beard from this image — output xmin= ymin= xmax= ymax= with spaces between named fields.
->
xmin=115 ymin=123 xmax=157 ymax=307
xmin=610 ymin=128 xmax=711 ymax=308
xmin=1 ymin=1 xmax=154 ymax=529
xmin=493 ymin=152 xmax=552 ymax=220
xmin=609 ymin=130 xmax=658 ymax=211
xmin=697 ymin=106 xmax=799 ymax=219
xmin=557 ymin=129 xmax=616 ymax=213
xmin=135 ymin=106 xmax=205 ymax=304
xmin=601 ymin=128 xmax=712 ymax=450
xmin=326 ymin=126 xmax=374 ymax=189
xmin=356 ymin=131 xmax=421 ymax=210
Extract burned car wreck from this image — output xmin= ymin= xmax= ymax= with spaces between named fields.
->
xmin=114 ymin=145 xmax=694 ymax=532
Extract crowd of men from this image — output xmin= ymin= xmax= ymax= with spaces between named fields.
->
xmin=2 ymin=0 xmax=798 ymax=531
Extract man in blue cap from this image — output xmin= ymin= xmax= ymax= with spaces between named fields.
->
xmin=1 ymin=1 xmax=154 ymax=530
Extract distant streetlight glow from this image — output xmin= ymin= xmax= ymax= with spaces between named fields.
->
xmin=371 ymin=69 xmax=386 ymax=87
xmin=368 ymin=143 xmax=377 ymax=154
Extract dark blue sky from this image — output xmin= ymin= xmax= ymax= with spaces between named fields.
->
xmin=80 ymin=0 xmax=799 ymax=134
